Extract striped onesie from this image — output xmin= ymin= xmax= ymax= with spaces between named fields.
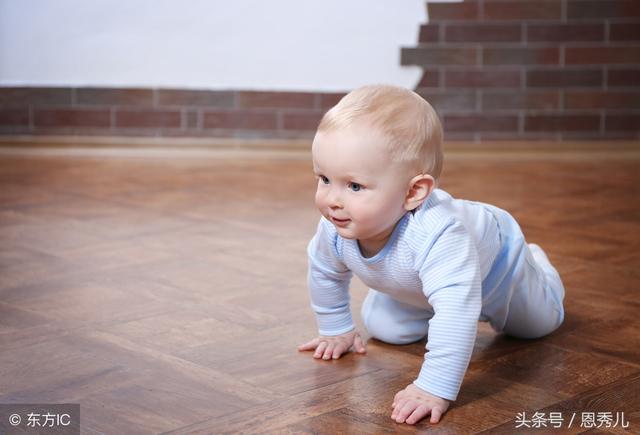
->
xmin=306 ymin=188 xmax=565 ymax=401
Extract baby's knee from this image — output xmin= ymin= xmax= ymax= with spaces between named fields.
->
xmin=361 ymin=304 xmax=427 ymax=345
xmin=365 ymin=320 xmax=426 ymax=344
xmin=503 ymin=306 xmax=564 ymax=339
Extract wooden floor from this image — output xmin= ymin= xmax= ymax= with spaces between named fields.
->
xmin=1 ymin=146 xmax=639 ymax=434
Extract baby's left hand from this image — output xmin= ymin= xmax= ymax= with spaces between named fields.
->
xmin=391 ymin=384 xmax=450 ymax=425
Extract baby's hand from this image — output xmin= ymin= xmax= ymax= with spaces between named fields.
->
xmin=297 ymin=329 xmax=366 ymax=360
xmin=391 ymin=384 xmax=450 ymax=425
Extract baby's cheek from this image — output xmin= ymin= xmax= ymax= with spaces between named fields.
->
xmin=350 ymin=205 xmax=370 ymax=224
xmin=361 ymin=208 xmax=390 ymax=229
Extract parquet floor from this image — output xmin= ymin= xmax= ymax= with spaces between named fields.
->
xmin=1 ymin=146 xmax=639 ymax=434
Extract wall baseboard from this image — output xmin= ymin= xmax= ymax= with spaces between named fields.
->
xmin=1 ymin=135 xmax=638 ymax=156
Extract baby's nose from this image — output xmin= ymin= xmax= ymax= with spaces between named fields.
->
xmin=328 ymin=188 xmax=343 ymax=208
xmin=329 ymin=198 xmax=343 ymax=209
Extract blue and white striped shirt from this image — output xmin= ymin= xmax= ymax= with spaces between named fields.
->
xmin=307 ymin=188 xmax=528 ymax=401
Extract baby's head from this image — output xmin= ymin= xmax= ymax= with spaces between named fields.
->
xmin=312 ymin=84 xmax=444 ymax=256
xmin=317 ymin=84 xmax=443 ymax=181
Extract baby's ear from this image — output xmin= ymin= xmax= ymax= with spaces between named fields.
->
xmin=404 ymin=174 xmax=435 ymax=211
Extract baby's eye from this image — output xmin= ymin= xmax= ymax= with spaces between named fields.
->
xmin=349 ymin=182 xmax=363 ymax=192
xmin=319 ymin=175 xmax=329 ymax=184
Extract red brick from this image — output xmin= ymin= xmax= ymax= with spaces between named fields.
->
xmin=35 ymin=109 xmax=110 ymax=128
xmin=444 ymin=114 xmax=518 ymax=132
xmin=0 ymin=88 xmax=71 ymax=106
xmin=599 ymin=131 xmax=640 ymax=139
xmin=482 ymin=91 xmax=559 ymax=110
xmin=158 ymin=89 xmax=235 ymax=107
xmin=484 ymin=1 xmax=562 ymax=20
xmin=479 ymin=132 xmax=559 ymax=140
xmin=282 ymin=111 xmax=324 ymax=131
xmin=185 ymin=110 xmax=199 ymax=129
xmin=203 ymin=110 xmax=277 ymax=130
xmin=443 ymin=132 xmax=476 ymax=141
xmin=115 ymin=109 xmax=181 ymax=128
xmin=483 ymin=47 xmax=559 ymax=66
xmin=527 ymin=69 xmax=603 ymax=88
xmin=609 ymin=23 xmax=640 ymax=42
xmin=607 ymin=68 xmax=640 ymax=87
xmin=76 ymin=88 xmax=153 ymax=106
xmin=561 ymin=131 xmax=632 ymax=140
xmin=567 ymin=1 xmax=640 ymax=19
xmin=566 ymin=46 xmax=640 ymax=64
xmin=0 ymin=108 xmax=29 ymax=126
xmin=416 ymin=91 xmax=477 ymax=111
xmin=416 ymin=70 xmax=440 ymax=88
xmin=237 ymin=92 xmax=315 ymax=109
xmin=527 ymin=23 xmax=605 ymax=42
xmin=401 ymin=47 xmax=477 ymax=66
xmin=564 ymin=91 xmax=640 ymax=110
xmin=445 ymin=70 xmax=521 ymax=88
xmin=82 ymin=128 xmax=155 ymax=137
xmin=445 ymin=23 xmax=521 ymax=43
xmin=419 ymin=24 xmax=440 ymax=43
xmin=525 ymin=115 xmax=600 ymax=132
xmin=160 ymin=129 xmax=235 ymax=139
xmin=605 ymin=114 xmax=640 ymax=131
xmin=0 ymin=126 xmax=32 ymax=134
xmin=319 ymin=93 xmax=346 ymax=109
xmin=428 ymin=2 xmax=479 ymax=21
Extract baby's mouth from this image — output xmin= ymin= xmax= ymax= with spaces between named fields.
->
xmin=330 ymin=216 xmax=351 ymax=226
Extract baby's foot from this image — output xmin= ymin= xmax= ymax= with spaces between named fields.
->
xmin=528 ymin=243 xmax=549 ymax=265
xmin=528 ymin=243 xmax=564 ymax=303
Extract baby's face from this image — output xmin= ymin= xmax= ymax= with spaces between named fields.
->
xmin=312 ymin=123 xmax=413 ymax=254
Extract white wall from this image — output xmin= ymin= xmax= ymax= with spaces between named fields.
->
xmin=0 ymin=0 xmax=428 ymax=92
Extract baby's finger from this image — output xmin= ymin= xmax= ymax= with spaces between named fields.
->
xmin=394 ymin=401 xmax=417 ymax=424
xmin=393 ymin=390 xmax=404 ymax=406
xmin=331 ymin=342 xmax=347 ymax=359
xmin=322 ymin=342 xmax=335 ymax=360
xmin=390 ymin=398 xmax=407 ymax=420
xmin=353 ymin=333 xmax=367 ymax=354
xmin=298 ymin=338 xmax=320 ymax=351
xmin=406 ymin=404 xmax=429 ymax=425
xmin=313 ymin=341 xmax=328 ymax=358
xmin=430 ymin=406 xmax=444 ymax=424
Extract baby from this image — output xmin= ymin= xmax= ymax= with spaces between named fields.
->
xmin=298 ymin=84 xmax=566 ymax=425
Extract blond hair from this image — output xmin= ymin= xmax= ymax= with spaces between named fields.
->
xmin=317 ymin=84 xmax=443 ymax=181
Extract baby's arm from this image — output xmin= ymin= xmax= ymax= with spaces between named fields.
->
xmin=393 ymin=220 xmax=482 ymax=425
xmin=300 ymin=218 xmax=360 ymax=358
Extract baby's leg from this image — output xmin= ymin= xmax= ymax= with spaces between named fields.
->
xmin=361 ymin=289 xmax=432 ymax=345
xmin=501 ymin=243 xmax=565 ymax=339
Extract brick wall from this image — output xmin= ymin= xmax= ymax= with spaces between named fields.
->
xmin=403 ymin=0 xmax=640 ymax=140
xmin=0 ymin=88 xmax=343 ymax=140
xmin=1 ymin=0 xmax=639 ymax=143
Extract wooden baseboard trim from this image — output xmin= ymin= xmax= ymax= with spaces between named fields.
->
xmin=0 ymin=135 xmax=639 ymax=160
xmin=0 ymin=135 xmax=311 ymax=151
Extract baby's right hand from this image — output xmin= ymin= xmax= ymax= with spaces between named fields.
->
xmin=297 ymin=329 xmax=367 ymax=360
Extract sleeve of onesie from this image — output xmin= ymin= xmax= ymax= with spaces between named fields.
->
xmin=414 ymin=219 xmax=482 ymax=401
xmin=306 ymin=217 xmax=354 ymax=336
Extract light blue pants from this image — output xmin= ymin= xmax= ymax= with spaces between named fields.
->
xmin=361 ymin=243 xmax=565 ymax=344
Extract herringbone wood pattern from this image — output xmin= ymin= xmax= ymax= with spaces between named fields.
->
xmin=1 ymin=149 xmax=638 ymax=434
